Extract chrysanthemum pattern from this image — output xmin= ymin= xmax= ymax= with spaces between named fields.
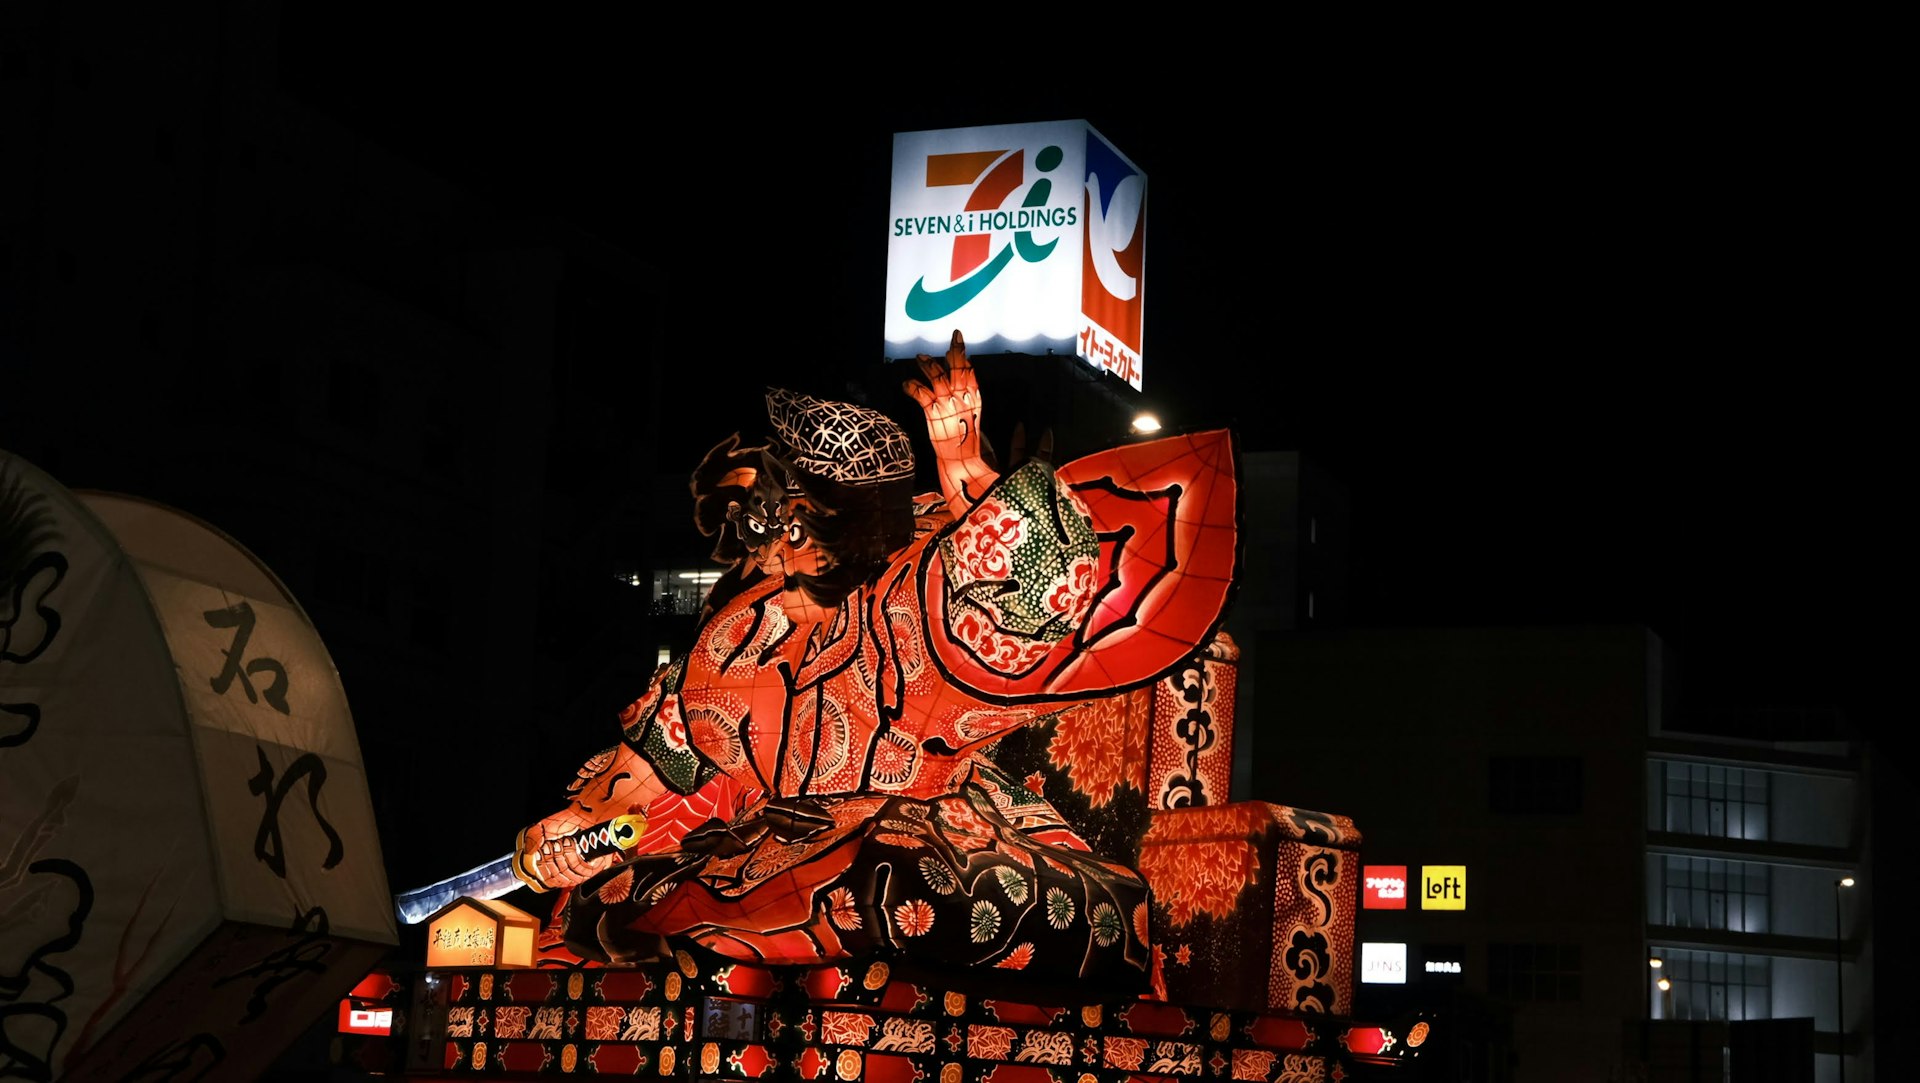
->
xmin=894 ymin=898 xmax=935 ymax=937
xmin=970 ymin=900 xmax=1002 ymax=943
xmin=597 ymin=869 xmax=634 ymax=905
xmin=919 ymin=857 xmax=958 ymax=895
xmin=994 ymin=866 xmax=1030 ymax=904
xmin=1091 ymin=902 xmax=1122 ymax=947
xmin=1045 ymin=888 xmax=1076 ymax=930
xmin=827 ymin=887 xmax=862 ymax=930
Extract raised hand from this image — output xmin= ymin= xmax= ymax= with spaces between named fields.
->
xmin=903 ymin=330 xmax=997 ymax=512
xmin=903 ymin=329 xmax=982 ymax=452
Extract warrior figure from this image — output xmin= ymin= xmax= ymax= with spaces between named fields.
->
xmin=514 ymin=332 xmax=1236 ymax=991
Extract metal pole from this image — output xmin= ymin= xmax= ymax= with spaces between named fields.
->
xmin=1834 ymin=879 xmax=1845 ymax=1083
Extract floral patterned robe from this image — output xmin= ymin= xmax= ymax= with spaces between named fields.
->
xmin=558 ymin=432 xmax=1237 ymax=987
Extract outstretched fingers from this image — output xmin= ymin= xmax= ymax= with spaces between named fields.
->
xmin=945 ymin=329 xmax=969 ymax=375
xmin=902 ymin=374 xmax=936 ymax=409
xmin=905 ymin=331 xmax=980 ymax=433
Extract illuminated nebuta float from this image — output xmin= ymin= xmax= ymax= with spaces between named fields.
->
xmin=513 ymin=332 xmax=1238 ymax=993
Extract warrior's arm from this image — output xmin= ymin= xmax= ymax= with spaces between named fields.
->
xmin=514 ymin=742 xmax=667 ymax=891
xmin=904 ymin=329 xmax=998 ymax=518
xmin=514 ymin=662 xmax=697 ymax=891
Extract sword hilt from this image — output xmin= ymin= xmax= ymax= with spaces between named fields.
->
xmin=571 ymin=813 xmax=649 ymax=862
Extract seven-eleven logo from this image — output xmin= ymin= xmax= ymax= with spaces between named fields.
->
xmin=904 ymin=145 xmax=1063 ymax=322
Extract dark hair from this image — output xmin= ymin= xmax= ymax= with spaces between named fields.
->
xmin=690 ymin=433 xmax=763 ymax=564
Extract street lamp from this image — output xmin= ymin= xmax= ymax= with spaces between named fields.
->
xmin=1834 ymin=876 xmax=1853 ymax=1083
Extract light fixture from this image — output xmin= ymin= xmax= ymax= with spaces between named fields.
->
xmin=1657 ymin=977 xmax=1671 ymax=992
xmin=1839 ymin=876 xmax=1854 ymax=888
xmin=1649 ymin=957 xmax=1663 ymax=970
xmin=1131 ymin=413 xmax=1162 ymax=434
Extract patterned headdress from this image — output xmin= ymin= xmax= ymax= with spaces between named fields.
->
xmin=764 ymin=389 xmax=916 ymax=487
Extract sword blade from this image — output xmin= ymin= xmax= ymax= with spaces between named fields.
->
xmin=394 ymin=812 xmax=648 ymax=925
xmin=394 ymin=853 xmax=522 ymax=925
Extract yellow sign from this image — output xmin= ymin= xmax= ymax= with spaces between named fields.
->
xmin=1421 ymin=866 xmax=1466 ymax=910
xmin=427 ymin=907 xmax=498 ymax=967
xmin=424 ymin=896 xmax=538 ymax=968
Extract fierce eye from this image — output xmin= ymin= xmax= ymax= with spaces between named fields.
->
xmin=746 ymin=517 xmax=765 ymax=535
xmin=787 ymin=523 xmax=804 ymax=545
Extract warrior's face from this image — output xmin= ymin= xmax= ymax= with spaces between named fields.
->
xmin=732 ymin=475 xmax=838 ymax=623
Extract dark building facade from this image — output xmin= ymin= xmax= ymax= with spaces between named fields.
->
xmin=1242 ymin=627 xmax=1872 ymax=1082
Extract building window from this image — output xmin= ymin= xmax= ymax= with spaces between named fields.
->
xmin=1659 ymin=762 xmax=1769 ymax=840
xmin=651 ymin=568 xmax=721 ymax=616
xmin=1653 ymin=856 xmax=1769 ymax=934
xmin=1488 ymin=943 xmax=1582 ymax=1003
xmin=1652 ymin=948 xmax=1770 ymax=1022
xmin=1489 ymin=756 xmax=1584 ymax=814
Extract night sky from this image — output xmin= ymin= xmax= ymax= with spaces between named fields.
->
xmin=275 ymin=12 xmax=1899 ymax=756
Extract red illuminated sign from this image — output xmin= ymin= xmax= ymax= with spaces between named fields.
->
xmin=338 ymin=1000 xmax=393 ymax=1036
xmin=1363 ymin=865 xmax=1408 ymax=909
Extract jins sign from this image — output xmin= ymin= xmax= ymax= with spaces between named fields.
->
xmin=1360 ymin=943 xmax=1407 ymax=986
xmin=885 ymin=121 xmax=1148 ymax=390
xmin=1363 ymin=865 xmax=1408 ymax=910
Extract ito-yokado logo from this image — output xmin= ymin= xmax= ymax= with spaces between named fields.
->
xmin=897 ymin=144 xmax=1077 ymax=322
xmin=1079 ymin=130 xmax=1146 ymax=383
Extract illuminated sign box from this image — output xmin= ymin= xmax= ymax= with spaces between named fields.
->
xmin=338 ymin=1001 xmax=393 ymax=1036
xmin=885 ymin=120 xmax=1148 ymax=390
xmin=1421 ymin=942 xmax=1466 ymax=981
xmin=338 ymin=970 xmax=399 ymax=1034
xmin=1422 ymin=865 xmax=1467 ymax=910
xmin=1360 ymin=942 xmax=1407 ymax=985
xmin=423 ymin=896 xmax=538 ymax=969
xmin=1363 ymin=865 xmax=1408 ymax=909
